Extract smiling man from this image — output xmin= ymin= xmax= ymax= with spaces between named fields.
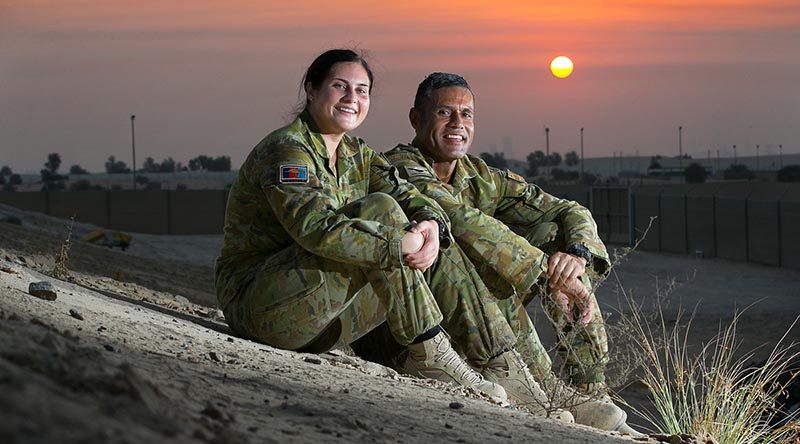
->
xmin=384 ymin=72 xmax=641 ymax=435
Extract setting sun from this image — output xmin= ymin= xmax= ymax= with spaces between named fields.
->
xmin=550 ymin=56 xmax=574 ymax=78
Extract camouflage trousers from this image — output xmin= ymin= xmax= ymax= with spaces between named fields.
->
xmin=496 ymin=221 xmax=609 ymax=385
xmin=224 ymin=193 xmax=514 ymax=365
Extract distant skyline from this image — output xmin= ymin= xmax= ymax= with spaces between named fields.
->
xmin=2 ymin=0 xmax=799 ymax=173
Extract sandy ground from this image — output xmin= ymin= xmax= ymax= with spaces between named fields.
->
xmin=1 ymin=202 xmax=798 ymax=443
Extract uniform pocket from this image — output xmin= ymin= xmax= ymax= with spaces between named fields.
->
xmin=252 ymin=267 xmax=327 ymax=313
xmin=244 ymin=266 xmax=332 ymax=350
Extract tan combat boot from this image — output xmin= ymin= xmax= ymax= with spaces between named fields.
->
xmin=482 ymin=350 xmax=574 ymax=423
xmin=403 ymin=331 xmax=508 ymax=401
xmin=544 ymin=379 xmax=645 ymax=437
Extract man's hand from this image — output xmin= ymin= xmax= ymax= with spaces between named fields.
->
xmin=550 ymin=282 xmax=594 ymax=326
xmin=403 ymin=220 xmax=439 ymax=272
xmin=547 ymin=252 xmax=587 ymax=289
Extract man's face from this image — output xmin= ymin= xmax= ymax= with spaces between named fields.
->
xmin=411 ymin=86 xmax=474 ymax=163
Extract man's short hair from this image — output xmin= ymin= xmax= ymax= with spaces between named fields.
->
xmin=413 ymin=72 xmax=474 ymax=109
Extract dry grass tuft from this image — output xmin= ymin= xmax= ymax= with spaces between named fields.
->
xmin=52 ymin=216 xmax=75 ymax=280
xmin=618 ymin=298 xmax=800 ymax=443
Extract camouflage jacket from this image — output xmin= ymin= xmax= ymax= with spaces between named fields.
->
xmin=215 ymin=113 xmax=450 ymax=309
xmin=384 ymin=144 xmax=609 ymax=295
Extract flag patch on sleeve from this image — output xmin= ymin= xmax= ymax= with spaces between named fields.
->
xmin=279 ymin=165 xmax=309 ymax=183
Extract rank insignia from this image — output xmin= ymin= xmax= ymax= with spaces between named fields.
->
xmin=279 ymin=165 xmax=309 ymax=183
xmin=507 ymin=170 xmax=526 ymax=183
xmin=405 ymin=166 xmax=434 ymax=177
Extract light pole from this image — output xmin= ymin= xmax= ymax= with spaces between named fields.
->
xmin=733 ymin=144 xmax=737 ymax=165
xmin=716 ymin=149 xmax=720 ymax=174
xmin=131 ymin=114 xmax=137 ymax=190
xmin=678 ymin=126 xmax=683 ymax=176
xmin=756 ymin=144 xmax=760 ymax=171
xmin=613 ymin=151 xmax=617 ymax=177
xmin=580 ymin=127 xmax=584 ymax=183
xmin=779 ymin=144 xmax=783 ymax=169
xmin=545 ymin=127 xmax=550 ymax=178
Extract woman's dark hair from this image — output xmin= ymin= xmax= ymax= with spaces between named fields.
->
xmin=302 ymin=49 xmax=374 ymax=102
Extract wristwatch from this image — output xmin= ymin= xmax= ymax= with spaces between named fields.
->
xmin=565 ymin=243 xmax=593 ymax=265
xmin=425 ymin=216 xmax=451 ymax=249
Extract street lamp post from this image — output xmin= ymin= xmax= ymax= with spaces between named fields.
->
xmin=545 ymin=127 xmax=550 ymax=178
xmin=580 ymin=127 xmax=584 ymax=183
xmin=678 ymin=126 xmax=683 ymax=178
xmin=756 ymin=144 xmax=760 ymax=171
xmin=733 ymin=144 xmax=737 ymax=165
xmin=779 ymin=144 xmax=783 ymax=169
xmin=131 ymin=115 xmax=137 ymax=190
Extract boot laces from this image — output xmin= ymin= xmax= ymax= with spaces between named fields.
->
xmin=433 ymin=338 xmax=482 ymax=385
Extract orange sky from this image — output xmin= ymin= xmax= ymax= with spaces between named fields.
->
xmin=1 ymin=0 xmax=799 ymax=172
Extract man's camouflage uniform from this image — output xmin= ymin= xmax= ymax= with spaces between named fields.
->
xmin=385 ymin=144 xmax=611 ymax=384
xmin=215 ymin=111 xmax=515 ymax=365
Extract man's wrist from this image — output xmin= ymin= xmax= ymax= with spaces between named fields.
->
xmin=565 ymin=244 xmax=593 ymax=265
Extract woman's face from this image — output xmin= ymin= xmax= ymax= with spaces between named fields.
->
xmin=306 ymin=62 xmax=371 ymax=136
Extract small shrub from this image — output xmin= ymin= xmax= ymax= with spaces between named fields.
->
xmin=69 ymin=165 xmax=88 ymax=175
xmin=685 ymin=163 xmax=708 ymax=183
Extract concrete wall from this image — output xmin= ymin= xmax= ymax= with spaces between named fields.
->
xmin=747 ymin=200 xmax=780 ymax=266
xmin=715 ymin=198 xmax=747 ymax=261
xmin=0 ymin=190 xmax=227 ymax=235
xmin=659 ymin=194 xmax=688 ymax=255
xmin=168 ymin=190 xmax=227 ymax=235
xmin=49 ymin=191 xmax=109 ymax=227
xmin=108 ymin=191 xmax=170 ymax=234
xmin=781 ymin=201 xmax=800 ymax=269
xmin=627 ymin=190 xmax=798 ymax=270
xmin=591 ymin=188 xmax=630 ymax=244
xmin=686 ymin=196 xmax=716 ymax=258
xmin=632 ymin=189 xmax=661 ymax=251
xmin=0 ymin=192 xmax=47 ymax=214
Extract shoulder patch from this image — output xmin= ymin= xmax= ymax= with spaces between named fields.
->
xmin=507 ymin=170 xmax=526 ymax=183
xmin=279 ymin=165 xmax=309 ymax=183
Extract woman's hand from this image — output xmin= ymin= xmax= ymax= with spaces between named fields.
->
xmin=401 ymin=231 xmax=424 ymax=256
xmin=403 ymin=220 xmax=440 ymax=272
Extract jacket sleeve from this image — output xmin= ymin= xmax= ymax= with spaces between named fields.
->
xmin=366 ymin=151 xmax=453 ymax=249
xmin=492 ymin=169 xmax=610 ymax=275
xmin=256 ymin=143 xmax=407 ymax=269
xmin=392 ymin=157 xmax=545 ymax=294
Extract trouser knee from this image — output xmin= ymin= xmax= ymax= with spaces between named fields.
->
xmin=342 ymin=192 xmax=408 ymax=227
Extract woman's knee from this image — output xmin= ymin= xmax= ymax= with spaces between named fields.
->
xmin=353 ymin=192 xmax=408 ymax=226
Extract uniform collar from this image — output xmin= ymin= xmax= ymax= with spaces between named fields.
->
xmin=298 ymin=110 xmax=358 ymax=159
xmin=405 ymin=143 xmax=478 ymax=188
